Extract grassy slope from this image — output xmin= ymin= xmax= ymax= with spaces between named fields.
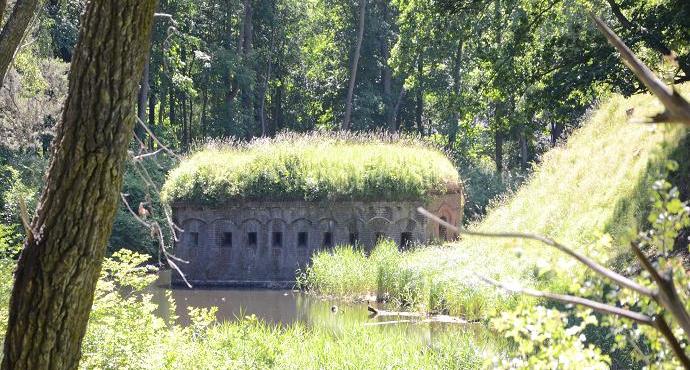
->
xmin=161 ymin=133 xmax=460 ymax=204
xmin=304 ymin=86 xmax=690 ymax=320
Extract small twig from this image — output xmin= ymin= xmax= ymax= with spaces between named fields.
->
xmin=137 ymin=116 xmax=181 ymax=159
xmin=120 ymin=193 xmax=150 ymax=228
xmin=133 ymin=148 xmax=164 ymax=160
xmin=17 ymin=196 xmax=34 ymax=241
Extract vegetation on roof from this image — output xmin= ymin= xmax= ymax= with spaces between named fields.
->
xmin=161 ymin=132 xmax=462 ymax=204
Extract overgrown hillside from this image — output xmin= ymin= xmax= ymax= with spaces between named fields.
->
xmin=303 ymin=85 xmax=690 ymax=319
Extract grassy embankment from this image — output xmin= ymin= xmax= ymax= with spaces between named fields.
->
xmin=301 ymin=86 xmax=690 ymax=320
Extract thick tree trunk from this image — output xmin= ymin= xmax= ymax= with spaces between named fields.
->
xmin=342 ymin=0 xmax=367 ymax=130
xmin=1 ymin=0 xmax=155 ymax=369
xmin=0 ymin=0 xmax=42 ymax=87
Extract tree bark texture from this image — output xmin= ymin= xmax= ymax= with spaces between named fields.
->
xmin=1 ymin=0 xmax=156 ymax=369
xmin=342 ymin=0 xmax=366 ymax=130
xmin=0 ymin=0 xmax=41 ymax=87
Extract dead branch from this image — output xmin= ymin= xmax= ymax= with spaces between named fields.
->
xmin=589 ymin=14 xmax=690 ymax=125
xmin=417 ymin=207 xmax=653 ymax=296
xmin=476 ymin=274 xmax=653 ymax=325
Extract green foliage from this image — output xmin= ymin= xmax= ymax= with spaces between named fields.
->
xmin=161 ymin=132 xmax=461 ymax=204
xmin=491 ymin=304 xmax=609 ymax=369
xmin=0 ymin=243 xmax=501 ymax=368
xmin=492 ymin=168 xmax=690 ymax=369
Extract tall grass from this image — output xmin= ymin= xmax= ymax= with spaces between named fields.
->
xmin=0 ymin=243 xmax=506 ymax=369
xmin=300 ymin=241 xmax=513 ymax=319
xmin=161 ymin=132 xmax=461 ymax=204
xmin=302 ymin=85 xmax=690 ymax=320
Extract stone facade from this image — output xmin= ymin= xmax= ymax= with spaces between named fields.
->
xmin=171 ymin=193 xmax=462 ymax=287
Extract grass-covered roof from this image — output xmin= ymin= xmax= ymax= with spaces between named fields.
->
xmin=161 ymin=133 xmax=462 ymax=204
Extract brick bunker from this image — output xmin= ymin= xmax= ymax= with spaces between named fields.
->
xmin=162 ymin=134 xmax=464 ymax=287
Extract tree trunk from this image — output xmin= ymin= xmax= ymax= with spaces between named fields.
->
xmin=494 ymin=130 xmax=503 ymax=173
xmin=201 ymin=82 xmax=208 ymax=138
xmin=342 ymin=0 xmax=367 ymax=130
xmin=137 ymin=56 xmax=150 ymax=140
xmin=415 ymin=52 xmax=424 ymax=134
xmin=550 ymin=121 xmax=563 ymax=146
xmin=519 ymin=127 xmax=528 ymax=170
xmin=391 ymin=87 xmax=405 ymax=130
xmin=380 ymin=0 xmax=394 ymax=132
xmin=272 ymin=76 xmax=284 ymax=134
xmin=181 ymin=93 xmax=188 ymax=150
xmin=0 ymin=0 xmax=42 ymax=87
xmin=1 ymin=0 xmax=155 ymax=369
xmin=148 ymin=92 xmax=156 ymax=149
xmin=447 ymin=39 xmax=464 ymax=148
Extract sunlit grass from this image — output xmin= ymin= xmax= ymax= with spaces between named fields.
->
xmin=303 ymin=85 xmax=690 ymax=320
xmin=161 ymin=132 xmax=461 ymax=204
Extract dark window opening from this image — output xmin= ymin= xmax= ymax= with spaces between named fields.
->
xmin=190 ymin=232 xmax=199 ymax=247
xmin=222 ymin=232 xmax=233 ymax=247
xmin=323 ymin=232 xmax=333 ymax=247
xmin=273 ymin=232 xmax=283 ymax=247
xmin=375 ymin=232 xmax=386 ymax=244
xmin=349 ymin=232 xmax=359 ymax=246
xmin=297 ymin=232 xmax=308 ymax=247
xmin=400 ymin=232 xmax=413 ymax=250
xmin=439 ymin=216 xmax=448 ymax=241
xmin=247 ymin=232 xmax=257 ymax=246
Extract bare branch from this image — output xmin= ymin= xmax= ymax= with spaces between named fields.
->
xmin=133 ymin=148 xmax=164 ymax=160
xmin=136 ymin=116 xmax=180 ymax=159
xmin=417 ymin=207 xmax=654 ymax=296
xmin=653 ymin=315 xmax=690 ymax=369
xmin=477 ymin=274 xmax=654 ymax=325
xmin=120 ymin=193 xmax=150 ymax=228
xmin=16 ymin=195 xmax=33 ymax=240
xmin=589 ymin=14 xmax=690 ymax=125
xmin=631 ymin=242 xmax=690 ymax=340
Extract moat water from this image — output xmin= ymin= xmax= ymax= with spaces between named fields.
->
xmin=151 ymin=270 xmax=369 ymax=326
xmin=150 ymin=270 xmax=490 ymax=342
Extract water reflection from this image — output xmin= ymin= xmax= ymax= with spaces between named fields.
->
xmin=151 ymin=270 xmax=492 ymax=345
